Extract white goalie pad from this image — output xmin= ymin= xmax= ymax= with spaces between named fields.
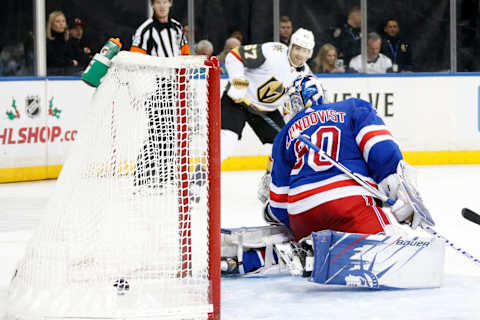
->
xmin=221 ymin=225 xmax=293 ymax=273
xmin=310 ymin=230 xmax=445 ymax=289
xmin=221 ymin=225 xmax=293 ymax=253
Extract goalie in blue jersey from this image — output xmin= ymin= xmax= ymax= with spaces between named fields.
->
xmin=221 ymin=75 xmax=444 ymax=288
xmin=263 ymin=75 xmax=416 ymax=241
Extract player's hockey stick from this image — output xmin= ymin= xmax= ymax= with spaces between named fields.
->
xmin=421 ymin=225 xmax=480 ymax=264
xmin=240 ymin=101 xmax=284 ymax=133
xmin=462 ymin=208 xmax=480 ymax=225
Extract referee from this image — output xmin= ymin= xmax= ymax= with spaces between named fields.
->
xmin=130 ymin=0 xmax=189 ymax=57
xmin=131 ymin=0 xmax=189 ymax=190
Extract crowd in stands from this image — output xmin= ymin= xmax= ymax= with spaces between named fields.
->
xmin=1 ymin=2 xmax=471 ymax=77
xmin=40 ymin=6 xmax=410 ymax=76
xmin=181 ymin=7 xmax=413 ymax=76
xmin=309 ymin=6 xmax=413 ymax=74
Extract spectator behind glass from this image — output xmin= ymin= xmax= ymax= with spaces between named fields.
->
xmin=381 ymin=19 xmax=413 ymax=72
xmin=69 ymin=18 xmax=92 ymax=70
xmin=183 ymin=24 xmax=190 ymax=40
xmin=217 ymin=37 xmax=241 ymax=74
xmin=349 ymin=32 xmax=393 ymax=74
xmin=279 ymin=16 xmax=293 ymax=45
xmin=332 ymin=5 xmax=362 ymax=67
xmin=195 ymin=40 xmax=214 ymax=56
xmin=230 ymin=30 xmax=244 ymax=44
xmin=313 ymin=43 xmax=345 ymax=74
xmin=0 ymin=43 xmax=29 ymax=76
xmin=47 ymin=11 xmax=78 ymax=75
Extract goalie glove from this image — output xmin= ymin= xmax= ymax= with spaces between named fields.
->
xmin=258 ymin=173 xmax=285 ymax=226
xmin=379 ymin=171 xmax=421 ymax=229
xmin=258 ymin=156 xmax=273 ymax=204
xmin=227 ymin=77 xmax=250 ymax=104
xmin=257 ymin=171 xmax=271 ymax=204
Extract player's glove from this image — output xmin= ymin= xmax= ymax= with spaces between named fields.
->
xmin=379 ymin=170 xmax=421 ymax=229
xmin=227 ymin=78 xmax=250 ymax=104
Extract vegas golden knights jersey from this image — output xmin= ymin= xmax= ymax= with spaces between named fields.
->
xmin=225 ymin=42 xmax=311 ymax=112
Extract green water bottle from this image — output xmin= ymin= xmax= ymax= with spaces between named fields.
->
xmin=81 ymin=38 xmax=122 ymax=87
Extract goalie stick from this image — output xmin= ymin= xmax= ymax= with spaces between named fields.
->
xmin=462 ymin=208 xmax=480 ymax=225
xmin=243 ymin=103 xmax=480 ymax=267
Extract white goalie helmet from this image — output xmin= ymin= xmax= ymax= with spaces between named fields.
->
xmin=288 ymin=28 xmax=315 ymax=60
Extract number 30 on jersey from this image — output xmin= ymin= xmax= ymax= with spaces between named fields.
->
xmin=291 ymin=126 xmax=341 ymax=175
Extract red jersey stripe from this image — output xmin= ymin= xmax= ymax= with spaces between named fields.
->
xmin=270 ymin=191 xmax=288 ymax=202
xmin=358 ymin=129 xmax=391 ymax=153
xmin=289 ymin=180 xmax=365 ymax=203
xmin=230 ymin=49 xmax=242 ymax=62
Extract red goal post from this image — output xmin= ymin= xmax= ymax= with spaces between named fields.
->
xmin=205 ymin=55 xmax=221 ymax=320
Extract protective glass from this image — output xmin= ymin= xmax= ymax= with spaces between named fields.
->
xmin=45 ymin=0 xmax=147 ymax=75
xmin=0 ymin=0 xmax=34 ymax=76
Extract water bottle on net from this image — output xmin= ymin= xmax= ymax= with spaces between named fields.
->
xmin=81 ymin=37 xmax=122 ymax=87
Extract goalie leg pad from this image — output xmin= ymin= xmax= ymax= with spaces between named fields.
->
xmin=310 ymin=230 xmax=445 ymax=289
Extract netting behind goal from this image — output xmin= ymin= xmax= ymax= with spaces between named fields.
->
xmin=7 ymin=52 xmax=221 ymax=320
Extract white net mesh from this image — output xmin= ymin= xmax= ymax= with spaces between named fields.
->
xmin=7 ymin=52 xmax=215 ymax=320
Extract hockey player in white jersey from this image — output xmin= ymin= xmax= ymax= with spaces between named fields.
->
xmin=221 ymin=28 xmax=315 ymax=162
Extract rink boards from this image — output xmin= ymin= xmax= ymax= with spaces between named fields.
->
xmin=1 ymin=74 xmax=480 ymax=182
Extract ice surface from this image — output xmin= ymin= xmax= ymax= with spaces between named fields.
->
xmin=1 ymin=166 xmax=480 ymax=319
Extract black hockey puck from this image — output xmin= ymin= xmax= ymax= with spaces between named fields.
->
xmin=113 ymin=278 xmax=130 ymax=295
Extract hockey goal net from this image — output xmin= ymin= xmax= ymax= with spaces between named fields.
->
xmin=7 ymin=51 xmax=221 ymax=320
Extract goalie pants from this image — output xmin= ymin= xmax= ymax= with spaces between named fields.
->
xmin=221 ymin=94 xmax=285 ymax=143
xmin=288 ymin=195 xmax=391 ymax=241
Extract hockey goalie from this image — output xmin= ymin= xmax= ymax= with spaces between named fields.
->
xmin=221 ymin=75 xmax=445 ymax=289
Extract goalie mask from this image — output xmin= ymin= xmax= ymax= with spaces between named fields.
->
xmin=288 ymin=28 xmax=315 ymax=68
xmin=284 ymin=75 xmax=325 ymax=121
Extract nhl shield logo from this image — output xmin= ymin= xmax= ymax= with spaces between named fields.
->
xmin=25 ymin=95 xmax=40 ymax=118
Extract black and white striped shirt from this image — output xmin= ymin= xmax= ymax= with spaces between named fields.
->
xmin=131 ymin=17 xmax=189 ymax=57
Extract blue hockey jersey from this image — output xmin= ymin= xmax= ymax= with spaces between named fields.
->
xmin=269 ymin=98 xmax=403 ymax=227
